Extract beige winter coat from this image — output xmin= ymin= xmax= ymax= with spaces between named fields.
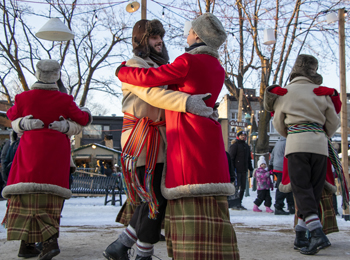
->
xmin=121 ymin=56 xmax=189 ymax=166
xmin=273 ymin=76 xmax=340 ymax=157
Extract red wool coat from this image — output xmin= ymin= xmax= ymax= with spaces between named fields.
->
xmin=118 ymin=52 xmax=234 ymax=199
xmin=4 ymin=89 xmax=89 ymax=199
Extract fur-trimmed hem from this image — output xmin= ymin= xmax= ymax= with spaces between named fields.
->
xmin=264 ymin=85 xmax=280 ymax=112
xmin=187 ymin=46 xmax=219 ymax=59
xmin=324 ymin=181 xmax=337 ymax=194
xmin=162 ymin=182 xmax=235 ymax=200
xmin=31 ymin=81 xmax=59 ymax=91
xmin=2 ymin=183 xmax=72 ymax=199
xmin=278 ymin=182 xmax=292 ymax=193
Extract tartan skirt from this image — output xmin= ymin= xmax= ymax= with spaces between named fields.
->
xmin=293 ymin=189 xmax=338 ymax=235
xmin=116 ymin=200 xmax=138 ymax=226
xmin=4 ymin=194 xmax=64 ymax=243
xmin=165 ymin=196 xmax=240 ymax=260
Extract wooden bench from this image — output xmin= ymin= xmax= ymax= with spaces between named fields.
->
xmin=71 ymin=175 xmax=123 ymax=206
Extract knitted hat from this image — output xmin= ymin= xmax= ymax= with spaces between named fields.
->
xmin=290 ymin=54 xmax=323 ymax=85
xmin=237 ymin=130 xmax=247 ymax=137
xmin=257 ymin=156 xmax=266 ymax=167
xmin=132 ymin=19 xmax=169 ymax=62
xmin=35 ymin=59 xmax=61 ymax=83
xmin=191 ymin=13 xmax=227 ymax=50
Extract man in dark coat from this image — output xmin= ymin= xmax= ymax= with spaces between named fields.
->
xmin=229 ymin=130 xmax=254 ymax=210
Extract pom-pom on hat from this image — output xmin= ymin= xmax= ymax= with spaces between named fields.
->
xmin=191 ymin=13 xmax=227 ymax=50
xmin=35 ymin=59 xmax=61 ymax=83
xmin=257 ymin=156 xmax=267 ymax=167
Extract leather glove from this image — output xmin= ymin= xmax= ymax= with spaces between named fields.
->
xmin=209 ymin=102 xmax=220 ymax=121
xmin=20 ymin=115 xmax=44 ymax=131
xmin=49 ymin=116 xmax=69 ymax=133
xmin=269 ymin=86 xmax=288 ymax=96
xmin=115 ymin=61 xmax=127 ymax=77
xmin=313 ymin=86 xmax=336 ymax=96
xmin=186 ymin=93 xmax=213 ymax=117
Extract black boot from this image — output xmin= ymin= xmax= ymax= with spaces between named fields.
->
xmin=300 ymin=228 xmax=331 ymax=255
xmin=38 ymin=234 xmax=60 ymax=260
xmin=18 ymin=240 xmax=41 ymax=258
xmin=103 ymin=238 xmax=131 ymax=260
xmin=294 ymin=231 xmax=309 ymax=250
xmin=288 ymin=206 xmax=295 ymax=215
xmin=274 ymin=208 xmax=289 ymax=215
xmin=135 ymin=256 xmax=152 ymax=260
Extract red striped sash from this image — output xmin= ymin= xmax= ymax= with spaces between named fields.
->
xmin=121 ymin=112 xmax=165 ymax=219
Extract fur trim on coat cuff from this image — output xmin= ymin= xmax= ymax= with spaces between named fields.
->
xmin=80 ymin=107 xmax=93 ymax=126
xmin=2 ymin=183 xmax=72 ymax=199
xmin=264 ymin=85 xmax=280 ymax=112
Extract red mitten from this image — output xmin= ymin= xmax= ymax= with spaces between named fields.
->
xmin=269 ymin=86 xmax=288 ymax=96
xmin=331 ymin=95 xmax=342 ymax=114
xmin=313 ymin=86 xmax=335 ymax=96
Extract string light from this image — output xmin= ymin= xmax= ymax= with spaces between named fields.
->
xmin=162 ymin=7 xmax=165 ymax=19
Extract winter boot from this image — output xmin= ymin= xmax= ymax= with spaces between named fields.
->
xmin=253 ymin=204 xmax=262 ymax=212
xmin=103 ymin=238 xmax=131 ymax=260
xmin=38 ymin=234 xmax=60 ymax=260
xmin=135 ymin=256 xmax=152 ymax=260
xmin=288 ymin=206 xmax=295 ymax=215
xmin=294 ymin=231 xmax=309 ymax=250
xmin=300 ymin=227 xmax=331 ymax=255
xmin=18 ymin=240 xmax=41 ymax=258
xmin=266 ymin=207 xmax=274 ymax=213
xmin=274 ymin=208 xmax=289 ymax=215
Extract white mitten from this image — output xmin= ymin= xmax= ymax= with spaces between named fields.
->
xmin=20 ymin=115 xmax=44 ymax=131
xmin=49 ymin=116 xmax=69 ymax=133
xmin=185 ymin=93 xmax=213 ymax=117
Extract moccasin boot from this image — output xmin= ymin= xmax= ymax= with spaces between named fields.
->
xmin=103 ymin=238 xmax=131 ymax=260
xmin=300 ymin=228 xmax=331 ymax=255
xmin=18 ymin=240 xmax=41 ymax=258
xmin=294 ymin=231 xmax=309 ymax=250
xmin=38 ymin=234 xmax=60 ymax=260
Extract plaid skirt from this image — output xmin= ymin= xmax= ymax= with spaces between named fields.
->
xmin=116 ymin=200 xmax=138 ymax=226
xmin=294 ymin=189 xmax=338 ymax=235
xmin=165 ymin=196 xmax=240 ymax=260
xmin=4 ymin=194 xmax=64 ymax=243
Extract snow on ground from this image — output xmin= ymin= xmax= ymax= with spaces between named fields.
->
xmin=1 ymin=190 xmax=350 ymax=240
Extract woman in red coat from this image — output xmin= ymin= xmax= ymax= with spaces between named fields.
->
xmin=117 ymin=13 xmax=239 ymax=260
xmin=2 ymin=59 xmax=91 ymax=260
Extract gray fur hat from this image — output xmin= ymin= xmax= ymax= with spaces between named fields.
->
xmin=35 ymin=59 xmax=61 ymax=83
xmin=191 ymin=13 xmax=227 ymax=49
xmin=290 ymin=54 xmax=323 ymax=85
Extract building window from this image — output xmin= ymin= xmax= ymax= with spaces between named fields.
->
xmin=83 ymin=125 xmax=102 ymax=139
xmin=103 ymin=125 xmax=110 ymax=131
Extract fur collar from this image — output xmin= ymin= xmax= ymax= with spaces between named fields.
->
xmin=31 ymin=81 xmax=59 ymax=91
xmin=186 ymin=45 xmax=219 ymax=59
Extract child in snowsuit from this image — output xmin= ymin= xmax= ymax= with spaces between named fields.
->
xmin=253 ymin=156 xmax=274 ymax=213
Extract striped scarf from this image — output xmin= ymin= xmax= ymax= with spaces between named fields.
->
xmin=121 ymin=112 xmax=165 ymax=219
xmin=288 ymin=123 xmax=349 ymax=210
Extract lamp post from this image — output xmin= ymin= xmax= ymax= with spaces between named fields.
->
xmin=244 ymin=114 xmax=252 ymax=197
xmin=126 ymin=0 xmax=146 ymax=19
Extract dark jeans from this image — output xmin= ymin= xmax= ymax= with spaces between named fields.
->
xmin=254 ymin=189 xmax=272 ymax=207
xmin=287 ymin=153 xmax=327 ymax=220
xmin=274 ymin=172 xmax=294 ymax=210
xmin=129 ymin=163 xmax=167 ymax=244
xmin=237 ymin=172 xmax=247 ymax=204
